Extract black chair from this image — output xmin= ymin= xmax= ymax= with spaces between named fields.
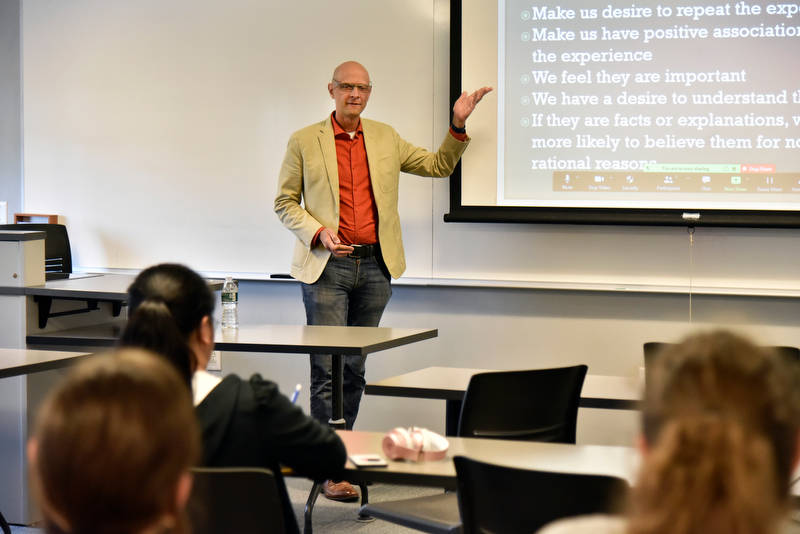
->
xmin=188 ymin=467 xmax=286 ymax=534
xmin=454 ymin=456 xmax=629 ymax=534
xmin=359 ymin=365 xmax=589 ymax=534
xmin=457 ymin=365 xmax=587 ymax=443
xmin=0 ymin=223 xmax=72 ymax=276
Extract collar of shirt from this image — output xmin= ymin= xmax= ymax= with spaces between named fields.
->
xmin=332 ymin=112 xmax=363 ymax=138
xmin=192 ymin=369 xmax=222 ymax=406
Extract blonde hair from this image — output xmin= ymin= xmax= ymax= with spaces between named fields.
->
xmin=629 ymin=331 xmax=800 ymax=534
xmin=30 ymin=349 xmax=201 ymax=534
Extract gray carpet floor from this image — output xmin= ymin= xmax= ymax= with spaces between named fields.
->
xmin=286 ymin=478 xmax=443 ymax=533
xmin=8 ymin=478 xmax=444 ymax=533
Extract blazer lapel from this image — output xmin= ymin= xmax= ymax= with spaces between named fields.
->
xmin=318 ymin=117 xmax=339 ymax=202
xmin=361 ymin=120 xmax=380 ymax=186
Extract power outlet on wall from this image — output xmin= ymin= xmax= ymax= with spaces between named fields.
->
xmin=0 ymin=202 xmax=7 ymax=224
xmin=208 ymin=350 xmax=222 ymax=371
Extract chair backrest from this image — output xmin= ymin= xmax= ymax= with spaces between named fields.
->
xmin=457 ymin=365 xmax=588 ymax=443
xmin=188 ymin=467 xmax=286 ymax=534
xmin=642 ymin=342 xmax=667 ymax=388
xmin=0 ymin=223 xmax=72 ymax=274
xmin=454 ymin=456 xmax=629 ymax=534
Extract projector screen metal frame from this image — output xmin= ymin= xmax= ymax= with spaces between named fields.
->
xmin=445 ymin=0 xmax=800 ymax=229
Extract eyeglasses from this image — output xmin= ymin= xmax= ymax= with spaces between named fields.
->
xmin=332 ymin=80 xmax=372 ymax=94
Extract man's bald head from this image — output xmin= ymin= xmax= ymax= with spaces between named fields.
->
xmin=328 ymin=61 xmax=372 ymax=129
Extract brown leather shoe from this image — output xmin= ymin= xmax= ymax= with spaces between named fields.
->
xmin=322 ymin=479 xmax=358 ymax=502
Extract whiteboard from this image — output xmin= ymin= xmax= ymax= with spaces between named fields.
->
xmin=22 ymin=0 xmax=440 ymax=277
xmin=20 ymin=0 xmax=800 ymax=291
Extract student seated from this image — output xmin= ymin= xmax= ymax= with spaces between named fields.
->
xmin=119 ymin=263 xmax=347 ymax=534
xmin=538 ymin=330 xmax=800 ymax=534
xmin=28 ymin=349 xmax=200 ymax=534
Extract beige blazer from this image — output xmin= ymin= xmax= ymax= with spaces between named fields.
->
xmin=275 ymin=116 xmax=469 ymax=284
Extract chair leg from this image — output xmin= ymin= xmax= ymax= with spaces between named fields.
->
xmin=305 ymin=480 xmax=374 ymax=529
xmin=304 ymin=481 xmax=323 ymax=534
xmin=356 ymin=482 xmax=374 ymax=523
xmin=0 ymin=509 xmax=11 ymax=534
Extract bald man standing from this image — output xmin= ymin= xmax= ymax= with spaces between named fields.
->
xmin=275 ymin=61 xmax=490 ymax=501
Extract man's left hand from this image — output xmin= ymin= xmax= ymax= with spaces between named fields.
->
xmin=452 ymin=86 xmax=493 ymax=129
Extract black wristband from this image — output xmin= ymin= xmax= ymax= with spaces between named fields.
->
xmin=450 ymin=123 xmax=466 ymax=134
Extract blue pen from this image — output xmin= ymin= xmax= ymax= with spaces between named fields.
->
xmin=290 ymin=383 xmax=302 ymax=404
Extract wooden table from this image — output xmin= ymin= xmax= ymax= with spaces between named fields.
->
xmin=28 ymin=323 xmax=439 ymax=428
xmin=337 ymin=429 xmax=639 ymax=490
xmin=365 ymin=366 xmax=642 ymax=435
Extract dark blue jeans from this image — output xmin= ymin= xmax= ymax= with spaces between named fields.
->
xmin=302 ymin=255 xmax=392 ymax=430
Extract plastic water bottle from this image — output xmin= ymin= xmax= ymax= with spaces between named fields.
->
xmin=221 ymin=277 xmax=239 ymax=329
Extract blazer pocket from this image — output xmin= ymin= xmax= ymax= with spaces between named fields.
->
xmin=375 ymin=154 xmax=400 ymax=193
xmin=291 ymin=243 xmax=312 ymax=271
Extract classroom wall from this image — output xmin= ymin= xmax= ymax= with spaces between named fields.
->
xmin=0 ymin=0 xmax=22 ymax=219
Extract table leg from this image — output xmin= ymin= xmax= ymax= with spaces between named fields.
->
xmin=0 ymin=508 xmax=10 ymax=534
xmin=304 ymin=481 xmax=323 ymax=534
xmin=306 ymin=354 xmax=349 ymax=534
xmin=329 ymin=354 xmax=347 ymax=429
xmin=445 ymin=399 xmax=462 ymax=436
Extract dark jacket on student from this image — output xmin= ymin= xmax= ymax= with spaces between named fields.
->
xmin=195 ymin=374 xmax=347 ymax=534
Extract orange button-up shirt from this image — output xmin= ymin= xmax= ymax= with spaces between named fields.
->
xmin=331 ymin=114 xmax=378 ymax=246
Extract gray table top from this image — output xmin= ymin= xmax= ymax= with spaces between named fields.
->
xmin=339 ymin=430 xmax=800 ymax=497
xmin=338 ymin=429 xmax=639 ymax=489
xmin=365 ymin=366 xmax=642 ymax=410
xmin=0 ymin=348 xmax=92 ymax=379
xmin=28 ymin=323 xmax=438 ymax=356
xmin=213 ymin=324 xmax=437 ymax=355
xmin=24 ymin=273 xmax=223 ymax=300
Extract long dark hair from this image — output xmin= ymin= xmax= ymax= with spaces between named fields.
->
xmin=629 ymin=331 xmax=800 ymax=534
xmin=119 ymin=263 xmax=215 ymax=388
